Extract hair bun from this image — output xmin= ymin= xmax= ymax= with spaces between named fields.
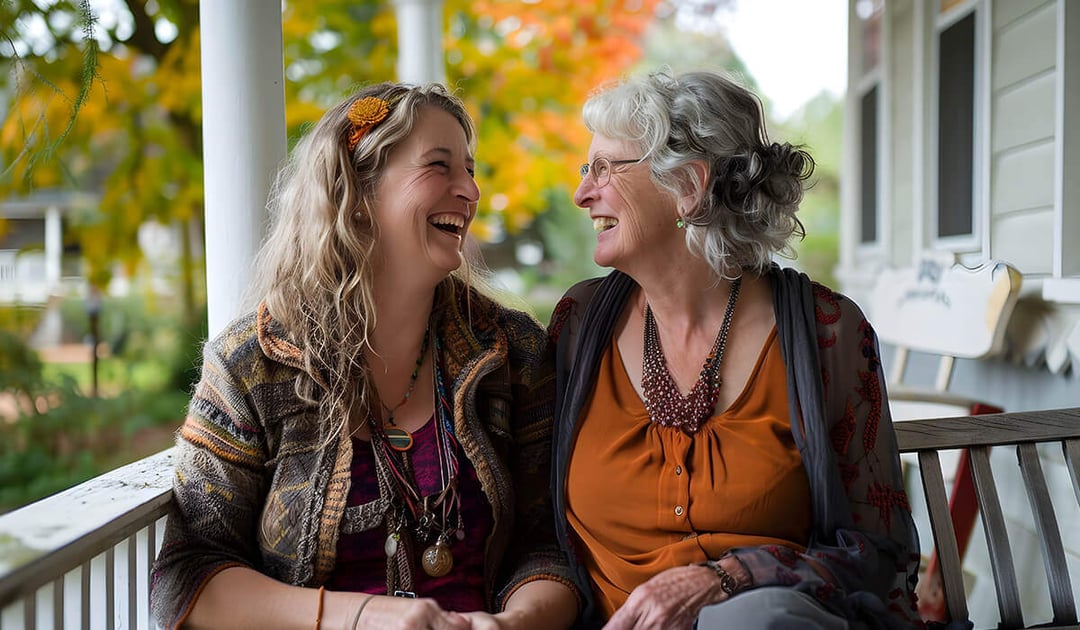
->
xmin=713 ymin=142 xmax=814 ymax=214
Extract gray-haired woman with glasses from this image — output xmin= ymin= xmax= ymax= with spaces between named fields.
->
xmin=547 ymin=69 xmax=921 ymax=629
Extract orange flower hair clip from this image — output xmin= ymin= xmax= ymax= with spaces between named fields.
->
xmin=346 ymin=96 xmax=391 ymax=151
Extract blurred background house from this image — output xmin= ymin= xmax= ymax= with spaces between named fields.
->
xmin=1 ymin=0 xmax=1079 ymax=627
xmin=841 ymin=0 xmax=1080 ymax=623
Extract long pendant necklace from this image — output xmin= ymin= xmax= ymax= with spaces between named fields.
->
xmin=380 ymin=329 xmax=430 ymax=452
xmin=641 ymin=277 xmax=741 ymax=434
xmin=370 ymin=331 xmax=462 ymax=584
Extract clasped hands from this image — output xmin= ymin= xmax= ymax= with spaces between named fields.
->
xmin=350 ymin=596 xmax=527 ymax=630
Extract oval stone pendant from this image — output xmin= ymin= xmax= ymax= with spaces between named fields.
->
xmin=421 ymin=540 xmax=453 ymax=577
xmin=384 ymin=532 xmax=399 ymax=558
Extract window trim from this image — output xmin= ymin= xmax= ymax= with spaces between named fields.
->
xmin=854 ymin=3 xmax=889 ymax=259
xmin=928 ymin=0 xmax=990 ymax=254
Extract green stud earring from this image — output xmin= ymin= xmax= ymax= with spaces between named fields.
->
xmin=675 ymin=217 xmax=686 ymax=229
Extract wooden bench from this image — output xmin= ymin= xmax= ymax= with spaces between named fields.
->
xmin=894 ymin=408 xmax=1080 ymax=629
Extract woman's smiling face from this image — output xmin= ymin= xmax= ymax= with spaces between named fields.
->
xmin=371 ymin=106 xmax=480 ymax=282
xmin=573 ymin=134 xmax=678 ymax=272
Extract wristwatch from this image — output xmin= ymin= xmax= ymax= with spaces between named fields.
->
xmin=699 ymin=560 xmax=740 ymax=596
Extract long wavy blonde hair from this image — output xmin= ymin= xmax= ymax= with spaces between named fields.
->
xmin=246 ymin=83 xmax=478 ymax=437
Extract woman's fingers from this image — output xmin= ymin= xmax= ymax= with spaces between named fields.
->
xmin=358 ymin=596 xmax=470 ymax=630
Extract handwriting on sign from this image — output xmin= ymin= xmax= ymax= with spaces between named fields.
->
xmin=900 ymin=288 xmax=952 ymax=309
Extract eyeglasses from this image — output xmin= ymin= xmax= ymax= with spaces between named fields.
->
xmin=579 ymin=156 xmax=645 ymax=189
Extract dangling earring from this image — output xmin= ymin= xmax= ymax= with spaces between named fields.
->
xmin=675 ymin=216 xmax=686 ymax=229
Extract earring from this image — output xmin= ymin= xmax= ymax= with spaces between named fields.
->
xmin=675 ymin=217 xmax=686 ymax=229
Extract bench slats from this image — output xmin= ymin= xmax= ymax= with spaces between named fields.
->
xmin=918 ymin=449 xmax=969 ymax=622
xmin=894 ymin=407 xmax=1080 ymax=629
xmin=1065 ymin=438 xmax=1080 ymax=507
xmin=1016 ymin=443 xmax=1078 ymax=624
xmin=969 ymin=446 xmax=1024 ymax=627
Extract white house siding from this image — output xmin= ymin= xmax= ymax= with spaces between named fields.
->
xmin=890 ymin=1 xmax=917 ymax=267
xmin=989 ymin=1 xmax=1056 ymax=274
xmin=846 ymin=0 xmax=1080 ymax=624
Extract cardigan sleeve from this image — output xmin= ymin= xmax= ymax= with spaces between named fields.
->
xmin=493 ymin=310 xmax=583 ymax=611
xmin=726 ymin=283 xmax=922 ymax=629
xmin=149 ymin=324 xmax=272 ymax=630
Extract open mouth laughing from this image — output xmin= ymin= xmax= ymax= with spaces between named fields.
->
xmin=593 ymin=217 xmax=618 ymax=233
xmin=429 ymin=213 xmax=466 ymax=236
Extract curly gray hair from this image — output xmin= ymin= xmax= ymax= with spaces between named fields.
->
xmin=582 ymin=69 xmax=813 ymax=278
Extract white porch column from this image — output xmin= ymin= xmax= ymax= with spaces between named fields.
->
xmin=199 ymin=1 xmax=286 ymax=337
xmin=393 ymin=0 xmax=446 ymax=84
xmin=44 ymin=205 xmax=61 ymax=292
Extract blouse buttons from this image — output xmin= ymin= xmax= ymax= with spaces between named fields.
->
xmin=674 ymin=465 xmax=683 ymax=475
xmin=674 ymin=505 xmax=684 ymax=516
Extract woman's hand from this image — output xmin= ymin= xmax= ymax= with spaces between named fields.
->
xmin=461 ymin=611 xmax=511 ymax=629
xmin=602 ymin=565 xmax=727 ymax=630
xmin=355 ymin=595 xmax=471 ymax=630
xmin=461 ymin=579 xmax=576 ymax=630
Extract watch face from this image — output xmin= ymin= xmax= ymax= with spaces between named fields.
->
xmin=718 ymin=571 xmax=738 ymax=595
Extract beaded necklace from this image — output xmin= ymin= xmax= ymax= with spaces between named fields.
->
xmin=370 ymin=330 xmax=463 ymax=595
xmin=378 ymin=329 xmax=430 ymax=451
xmin=641 ymin=277 xmax=741 ymax=434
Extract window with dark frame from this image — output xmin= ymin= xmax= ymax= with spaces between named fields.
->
xmin=936 ymin=11 xmax=976 ymax=239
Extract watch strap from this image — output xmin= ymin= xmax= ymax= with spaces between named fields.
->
xmin=699 ymin=560 xmax=740 ymax=596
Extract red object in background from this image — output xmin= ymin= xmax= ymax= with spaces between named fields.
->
xmin=916 ymin=403 xmax=1003 ymax=623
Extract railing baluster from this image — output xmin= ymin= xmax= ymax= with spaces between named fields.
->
xmin=52 ymin=576 xmax=64 ymax=630
xmin=105 ymin=548 xmax=115 ymax=630
xmin=128 ymin=533 xmax=138 ymax=630
xmin=22 ymin=594 xmax=35 ymax=630
xmin=81 ymin=560 xmax=90 ymax=630
xmin=146 ymin=520 xmax=157 ymax=630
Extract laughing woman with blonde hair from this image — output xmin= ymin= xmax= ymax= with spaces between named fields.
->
xmin=150 ymin=83 xmax=579 ymax=630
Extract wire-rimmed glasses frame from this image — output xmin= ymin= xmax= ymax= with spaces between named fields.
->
xmin=579 ymin=156 xmax=645 ymax=189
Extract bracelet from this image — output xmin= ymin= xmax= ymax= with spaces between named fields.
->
xmin=350 ymin=595 xmax=374 ymax=630
xmin=698 ymin=560 xmax=740 ymax=596
xmin=314 ymin=585 xmax=326 ymax=630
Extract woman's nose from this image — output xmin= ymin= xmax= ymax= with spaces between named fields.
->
xmin=573 ymin=176 xmax=596 ymax=208
xmin=454 ymin=169 xmax=480 ymax=203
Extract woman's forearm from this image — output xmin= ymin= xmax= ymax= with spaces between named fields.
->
xmin=183 ymin=567 xmax=365 ymax=630
xmin=499 ymin=579 xmax=579 ymax=630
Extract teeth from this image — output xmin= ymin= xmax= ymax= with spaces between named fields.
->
xmin=430 ymin=213 xmax=465 ymax=228
xmin=593 ymin=217 xmax=618 ymax=233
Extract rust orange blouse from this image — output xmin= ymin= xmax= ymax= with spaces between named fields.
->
xmin=565 ymin=327 xmax=812 ymax=618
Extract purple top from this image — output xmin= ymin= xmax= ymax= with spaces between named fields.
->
xmin=326 ymin=418 xmax=493 ymax=611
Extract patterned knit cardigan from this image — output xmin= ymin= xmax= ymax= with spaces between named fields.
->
xmin=150 ymin=278 xmax=579 ymax=629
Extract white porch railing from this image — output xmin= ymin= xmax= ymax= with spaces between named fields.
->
xmin=0 ymin=449 xmax=175 ymax=630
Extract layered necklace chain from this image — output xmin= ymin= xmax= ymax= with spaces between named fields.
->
xmin=369 ymin=329 xmax=462 ymax=591
xmin=641 ymin=277 xmax=742 ymax=434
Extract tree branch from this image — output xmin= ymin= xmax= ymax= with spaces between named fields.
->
xmin=119 ymin=0 xmax=167 ymax=60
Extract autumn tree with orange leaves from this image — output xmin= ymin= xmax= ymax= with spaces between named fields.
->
xmin=2 ymin=0 xmax=660 ymax=309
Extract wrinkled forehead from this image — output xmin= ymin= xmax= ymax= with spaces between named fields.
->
xmin=587 ymin=133 xmax=640 ymax=159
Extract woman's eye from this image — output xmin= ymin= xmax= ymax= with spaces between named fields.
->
xmin=431 ymin=160 xmax=450 ymax=169
xmin=466 ymin=167 xmax=476 ymax=177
